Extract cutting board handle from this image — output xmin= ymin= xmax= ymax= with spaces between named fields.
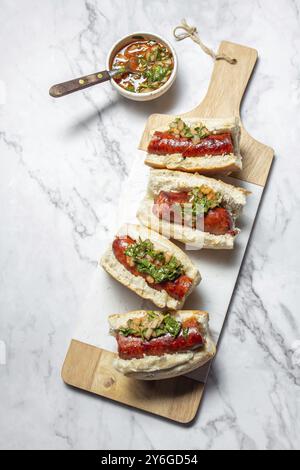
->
xmin=187 ymin=41 xmax=258 ymax=118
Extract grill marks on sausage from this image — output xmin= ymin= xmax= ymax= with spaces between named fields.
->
xmin=148 ymin=131 xmax=234 ymax=157
xmin=112 ymin=236 xmax=192 ymax=300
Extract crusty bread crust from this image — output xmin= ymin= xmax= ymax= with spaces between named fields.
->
xmin=109 ymin=310 xmax=216 ymax=380
xmin=100 ymin=224 xmax=201 ymax=309
xmin=137 ymin=169 xmax=248 ymax=250
xmin=145 ymin=153 xmax=242 ymax=175
xmin=145 ymin=117 xmax=242 ymax=175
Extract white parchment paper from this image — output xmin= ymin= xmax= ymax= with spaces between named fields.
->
xmin=72 ymin=151 xmax=264 ymax=383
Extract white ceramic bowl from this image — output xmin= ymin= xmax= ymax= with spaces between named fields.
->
xmin=106 ymin=32 xmax=178 ymax=102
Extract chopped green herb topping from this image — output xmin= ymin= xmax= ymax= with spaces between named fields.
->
xmin=124 ymin=238 xmax=184 ymax=283
xmin=118 ymin=312 xmax=188 ymax=340
xmin=182 ymin=327 xmax=189 ymax=339
xmin=169 ymin=118 xmax=210 ymax=140
xmin=163 ymin=314 xmax=181 ymax=337
xmin=119 ymin=327 xmax=137 ymax=337
xmin=190 ymin=187 xmax=222 ymax=215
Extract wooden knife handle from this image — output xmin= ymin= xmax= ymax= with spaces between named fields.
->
xmin=49 ymin=70 xmax=111 ymax=97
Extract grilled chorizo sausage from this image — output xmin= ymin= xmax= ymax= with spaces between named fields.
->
xmin=117 ymin=323 xmax=204 ymax=359
xmin=148 ymin=131 xmax=234 ymax=157
xmin=112 ymin=236 xmax=192 ymax=300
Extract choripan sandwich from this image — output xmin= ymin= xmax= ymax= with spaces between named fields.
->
xmin=100 ymin=224 xmax=201 ymax=309
xmin=109 ymin=309 xmax=216 ymax=380
xmin=145 ymin=117 xmax=242 ymax=175
xmin=137 ymin=169 xmax=249 ymax=250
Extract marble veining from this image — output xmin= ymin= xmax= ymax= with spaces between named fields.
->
xmin=0 ymin=0 xmax=300 ymax=450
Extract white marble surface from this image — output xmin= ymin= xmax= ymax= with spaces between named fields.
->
xmin=1 ymin=0 xmax=300 ymax=450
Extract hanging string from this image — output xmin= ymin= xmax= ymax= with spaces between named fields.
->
xmin=173 ymin=19 xmax=237 ymax=65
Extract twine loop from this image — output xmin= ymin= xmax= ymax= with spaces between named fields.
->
xmin=173 ymin=19 xmax=237 ymax=65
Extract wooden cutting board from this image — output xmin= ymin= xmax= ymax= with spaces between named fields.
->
xmin=62 ymin=41 xmax=274 ymax=424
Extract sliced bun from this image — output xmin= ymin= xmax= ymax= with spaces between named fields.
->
xmin=137 ymin=169 xmax=248 ymax=250
xmin=100 ymin=224 xmax=201 ymax=309
xmin=145 ymin=117 xmax=242 ymax=175
xmin=109 ymin=310 xmax=216 ymax=380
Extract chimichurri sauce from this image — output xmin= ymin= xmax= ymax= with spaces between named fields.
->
xmin=112 ymin=39 xmax=174 ymax=93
